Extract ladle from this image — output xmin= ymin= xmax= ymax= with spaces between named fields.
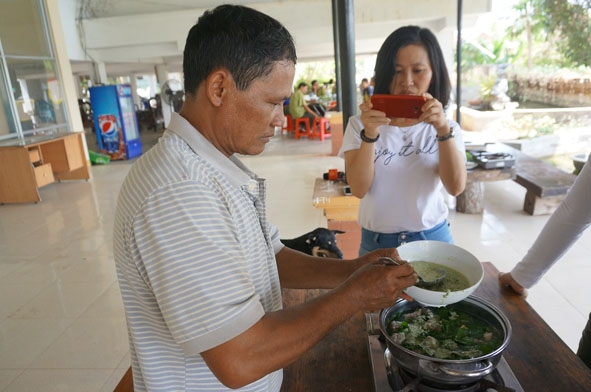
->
xmin=378 ymin=256 xmax=446 ymax=289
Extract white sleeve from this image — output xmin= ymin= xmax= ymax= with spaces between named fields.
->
xmin=511 ymin=157 xmax=591 ymax=287
xmin=337 ymin=115 xmax=364 ymax=158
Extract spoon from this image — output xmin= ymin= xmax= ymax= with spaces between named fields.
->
xmin=378 ymin=257 xmax=446 ymax=288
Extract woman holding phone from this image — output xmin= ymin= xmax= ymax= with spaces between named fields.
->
xmin=339 ymin=25 xmax=467 ymax=255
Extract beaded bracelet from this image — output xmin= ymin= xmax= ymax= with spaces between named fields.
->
xmin=360 ymin=129 xmax=380 ymax=143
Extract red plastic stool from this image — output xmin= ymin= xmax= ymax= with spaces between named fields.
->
xmin=295 ymin=117 xmax=311 ymax=139
xmin=311 ymin=117 xmax=331 ymax=141
xmin=282 ymin=114 xmax=294 ymax=134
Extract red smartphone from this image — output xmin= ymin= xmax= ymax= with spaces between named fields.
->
xmin=370 ymin=94 xmax=427 ymax=119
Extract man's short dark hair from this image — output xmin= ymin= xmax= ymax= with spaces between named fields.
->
xmin=297 ymin=82 xmax=307 ymax=89
xmin=373 ymin=25 xmax=452 ymax=109
xmin=183 ymin=4 xmax=297 ymax=94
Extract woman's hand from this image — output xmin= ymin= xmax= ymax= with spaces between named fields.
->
xmin=418 ymin=93 xmax=448 ymax=136
xmin=498 ymin=272 xmax=529 ymax=297
xmin=359 ymin=100 xmax=391 ymax=138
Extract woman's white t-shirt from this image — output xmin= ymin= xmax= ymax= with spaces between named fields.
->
xmin=339 ymin=115 xmax=465 ymax=233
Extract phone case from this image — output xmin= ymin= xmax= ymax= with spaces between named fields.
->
xmin=370 ymin=94 xmax=426 ymax=119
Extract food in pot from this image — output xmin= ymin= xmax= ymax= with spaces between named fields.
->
xmin=386 ymin=304 xmax=503 ymax=360
xmin=412 ymin=261 xmax=471 ymax=292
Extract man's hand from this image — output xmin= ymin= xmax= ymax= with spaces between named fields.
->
xmin=353 ymin=247 xmax=404 ymax=269
xmin=341 ymin=249 xmax=417 ymax=314
xmin=498 ymin=272 xmax=529 ymax=297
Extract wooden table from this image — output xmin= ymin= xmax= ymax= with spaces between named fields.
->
xmin=312 ymin=167 xmax=516 ymax=217
xmin=280 ymin=262 xmax=591 ymax=391
xmin=311 ymin=177 xmax=362 ymax=258
xmin=114 ymin=262 xmax=591 ymax=391
xmin=312 ymin=177 xmax=359 ymax=221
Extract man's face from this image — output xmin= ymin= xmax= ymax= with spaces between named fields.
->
xmin=218 ymin=61 xmax=295 ymax=156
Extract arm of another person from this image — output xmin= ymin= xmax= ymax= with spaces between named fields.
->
xmin=499 ymin=158 xmax=591 ymax=295
xmin=419 ymin=93 xmax=466 ymax=196
xmin=202 ymin=247 xmax=417 ymax=388
xmin=303 ymin=101 xmax=319 ymax=118
xmin=344 ymin=100 xmax=391 ymax=198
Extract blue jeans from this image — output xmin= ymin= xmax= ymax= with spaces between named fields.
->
xmin=359 ymin=220 xmax=453 ymax=256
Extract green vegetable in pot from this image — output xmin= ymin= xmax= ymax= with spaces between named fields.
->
xmin=387 ymin=305 xmax=503 ymax=360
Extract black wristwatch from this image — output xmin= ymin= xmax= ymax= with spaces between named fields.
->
xmin=437 ymin=128 xmax=455 ymax=142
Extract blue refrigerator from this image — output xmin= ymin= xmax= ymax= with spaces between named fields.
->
xmin=89 ymin=84 xmax=142 ymax=160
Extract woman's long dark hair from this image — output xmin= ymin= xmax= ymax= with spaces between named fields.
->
xmin=373 ymin=26 xmax=451 ymax=109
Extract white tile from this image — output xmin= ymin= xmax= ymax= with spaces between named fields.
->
xmin=56 ymin=257 xmax=117 ymax=284
xmin=0 ymin=260 xmax=28 ymax=280
xmin=0 ymin=283 xmax=52 ymax=320
xmin=98 ymin=366 xmax=130 ymax=392
xmin=527 ymin=280 xmax=587 ymax=352
xmin=0 ymin=318 xmax=74 ymax=368
xmin=0 ymin=260 xmax=69 ymax=284
xmin=0 ymin=369 xmax=22 ymax=390
xmin=80 ymin=282 xmax=125 ymax=319
xmin=4 ymin=369 xmax=113 ymax=392
xmin=29 ymin=317 xmax=129 ymax=369
xmin=7 ymin=281 xmax=111 ymax=319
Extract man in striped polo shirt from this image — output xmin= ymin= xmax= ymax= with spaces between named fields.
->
xmin=114 ymin=5 xmax=417 ymax=391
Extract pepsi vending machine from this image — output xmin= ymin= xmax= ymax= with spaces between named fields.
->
xmin=89 ymin=84 xmax=142 ymax=160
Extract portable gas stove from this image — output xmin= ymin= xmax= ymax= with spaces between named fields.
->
xmin=365 ymin=314 xmax=524 ymax=392
xmin=469 ymin=151 xmax=515 ymax=170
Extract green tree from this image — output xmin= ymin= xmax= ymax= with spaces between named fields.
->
xmin=507 ymin=0 xmax=547 ymax=69
xmin=542 ymin=0 xmax=591 ymax=67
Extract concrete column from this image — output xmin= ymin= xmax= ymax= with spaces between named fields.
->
xmin=129 ymin=74 xmax=140 ymax=109
xmin=92 ymin=62 xmax=108 ymax=85
xmin=44 ymin=0 xmax=89 ymax=157
xmin=155 ymin=64 xmax=172 ymax=128
xmin=74 ymin=75 xmax=84 ymax=100
xmin=335 ymin=0 xmax=356 ymax=131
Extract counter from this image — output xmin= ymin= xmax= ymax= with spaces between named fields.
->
xmin=280 ymin=262 xmax=591 ymax=391
xmin=0 ymin=132 xmax=90 ymax=203
xmin=114 ymin=262 xmax=591 ymax=392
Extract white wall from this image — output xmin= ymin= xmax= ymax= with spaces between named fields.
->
xmin=58 ymin=0 xmax=87 ymax=61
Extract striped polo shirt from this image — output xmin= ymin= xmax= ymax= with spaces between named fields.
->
xmin=113 ymin=113 xmax=284 ymax=391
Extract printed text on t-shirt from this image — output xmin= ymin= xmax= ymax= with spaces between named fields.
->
xmin=374 ymin=135 xmax=438 ymax=165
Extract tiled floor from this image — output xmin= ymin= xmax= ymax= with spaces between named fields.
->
xmin=1 ymin=127 xmax=590 ymax=391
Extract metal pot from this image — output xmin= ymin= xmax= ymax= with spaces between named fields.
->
xmin=379 ymin=295 xmax=512 ymax=386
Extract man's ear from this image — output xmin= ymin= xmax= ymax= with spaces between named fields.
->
xmin=206 ymin=69 xmax=231 ymax=108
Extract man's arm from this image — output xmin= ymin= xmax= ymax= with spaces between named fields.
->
xmin=202 ymin=250 xmax=416 ymax=388
xmin=275 ymin=245 xmax=398 ymax=289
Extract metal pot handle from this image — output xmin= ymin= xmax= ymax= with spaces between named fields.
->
xmin=438 ymin=360 xmax=494 ymax=377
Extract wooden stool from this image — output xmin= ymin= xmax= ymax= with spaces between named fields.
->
xmin=282 ymin=114 xmax=294 ymax=134
xmin=295 ymin=117 xmax=311 ymax=139
xmin=311 ymin=117 xmax=331 ymax=141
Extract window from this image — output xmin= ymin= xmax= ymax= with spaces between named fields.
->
xmin=0 ymin=0 xmax=69 ymax=142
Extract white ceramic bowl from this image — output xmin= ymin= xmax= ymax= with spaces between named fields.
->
xmin=396 ymin=240 xmax=484 ymax=307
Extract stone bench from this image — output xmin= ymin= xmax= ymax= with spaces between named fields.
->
xmin=493 ymin=143 xmax=577 ymax=215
